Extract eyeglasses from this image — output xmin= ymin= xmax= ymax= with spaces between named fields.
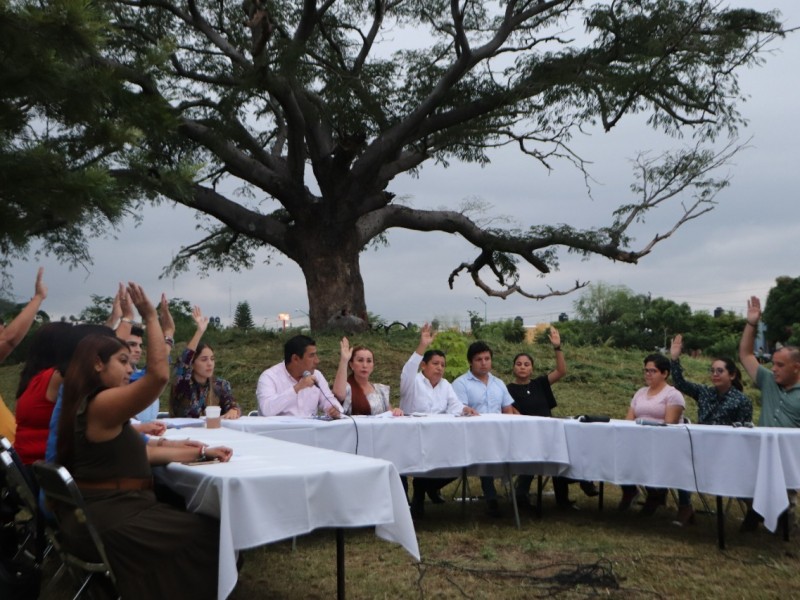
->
xmin=643 ymin=368 xmax=660 ymax=375
xmin=709 ymin=368 xmax=727 ymax=375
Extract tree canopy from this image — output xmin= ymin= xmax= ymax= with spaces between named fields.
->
xmin=763 ymin=276 xmax=800 ymax=345
xmin=564 ymin=282 xmax=743 ymax=353
xmin=1 ymin=0 xmax=785 ymax=328
xmin=0 ymin=0 xmax=139 ymax=278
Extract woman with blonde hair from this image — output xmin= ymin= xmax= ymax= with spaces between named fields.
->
xmin=333 ymin=337 xmax=402 ymax=416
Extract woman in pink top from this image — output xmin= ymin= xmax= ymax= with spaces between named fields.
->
xmin=619 ymin=353 xmax=685 ymax=515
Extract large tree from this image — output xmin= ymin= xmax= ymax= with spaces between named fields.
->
xmin=2 ymin=0 xmax=784 ymax=328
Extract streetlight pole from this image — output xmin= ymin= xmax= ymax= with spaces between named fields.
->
xmin=474 ymin=296 xmax=487 ymax=324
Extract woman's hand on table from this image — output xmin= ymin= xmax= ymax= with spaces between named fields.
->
xmin=222 ymin=407 xmax=241 ymax=420
xmin=206 ymin=446 xmax=233 ymax=462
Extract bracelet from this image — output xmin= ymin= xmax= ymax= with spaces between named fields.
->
xmin=199 ymin=446 xmax=207 ymax=460
xmin=553 ymin=346 xmax=562 ymax=352
xmin=164 ymin=336 xmax=175 ymax=347
xmin=747 ymin=321 xmax=758 ymax=327
xmin=120 ymin=317 xmax=134 ymax=324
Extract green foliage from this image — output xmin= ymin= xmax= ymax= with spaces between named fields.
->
xmin=467 ymin=310 xmax=483 ymax=332
xmin=233 ymin=301 xmax=255 ymax=331
xmin=763 ymin=276 xmax=800 ymax=345
xmin=0 ymin=0 xmax=141 ymax=276
xmin=432 ymin=331 xmax=469 ymax=382
xmin=569 ymin=283 xmax=742 ymax=352
xmin=475 ymin=319 xmax=526 ymax=344
xmin=78 ymin=294 xmax=113 ymax=324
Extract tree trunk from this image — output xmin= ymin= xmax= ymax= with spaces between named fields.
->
xmin=295 ymin=235 xmax=368 ymax=331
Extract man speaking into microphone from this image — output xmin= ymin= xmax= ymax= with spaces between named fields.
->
xmin=256 ymin=335 xmax=343 ymax=418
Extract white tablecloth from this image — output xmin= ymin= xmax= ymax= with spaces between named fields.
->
xmin=560 ymin=419 xmax=800 ymax=531
xmin=220 ymin=414 xmax=571 ymax=477
xmin=156 ymin=427 xmax=419 ymax=599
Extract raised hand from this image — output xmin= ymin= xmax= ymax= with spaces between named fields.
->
xmin=127 ymin=283 xmax=156 ymax=321
xmin=549 ymin=325 xmax=561 ymax=348
xmin=746 ymin=296 xmax=761 ymax=326
xmin=106 ymin=287 xmax=123 ymax=327
xmin=33 ymin=267 xmax=47 ymax=300
xmin=670 ymin=334 xmax=683 ymax=360
xmin=119 ymin=282 xmax=135 ymax=320
xmin=339 ymin=337 xmax=353 ymax=362
xmin=419 ymin=322 xmax=436 ymax=349
xmin=192 ymin=305 xmax=209 ymax=333
xmin=159 ymin=294 xmax=176 ymax=337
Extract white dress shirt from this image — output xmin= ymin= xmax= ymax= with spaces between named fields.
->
xmin=256 ymin=362 xmax=342 ymax=417
xmin=399 ymin=353 xmax=465 ymax=415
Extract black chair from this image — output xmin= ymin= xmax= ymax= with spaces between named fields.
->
xmin=32 ymin=462 xmax=119 ymax=600
xmin=0 ymin=437 xmax=50 ymax=566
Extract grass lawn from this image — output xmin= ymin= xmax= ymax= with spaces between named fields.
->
xmin=5 ymin=329 xmax=796 ymax=598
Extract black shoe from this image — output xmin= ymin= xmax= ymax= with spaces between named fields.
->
xmin=580 ymin=481 xmax=600 ymax=497
xmin=427 ymin=489 xmax=446 ymax=504
xmin=486 ymin=498 xmax=502 ymax=518
xmin=740 ymin=508 xmax=763 ymax=532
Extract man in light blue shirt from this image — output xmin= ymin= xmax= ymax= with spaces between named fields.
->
xmin=453 ymin=341 xmax=515 ymax=516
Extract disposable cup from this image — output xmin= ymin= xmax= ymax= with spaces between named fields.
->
xmin=205 ymin=406 xmax=221 ymax=429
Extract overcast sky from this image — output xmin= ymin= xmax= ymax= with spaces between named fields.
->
xmin=4 ymin=1 xmax=798 ymax=330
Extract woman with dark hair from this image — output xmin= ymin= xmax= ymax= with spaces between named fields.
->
xmin=333 ymin=337 xmax=403 ymax=416
xmin=507 ymin=326 xmax=599 ymax=509
xmin=618 ymin=353 xmax=685 ymax=515
xmin=170 ymin=305 xmax=240 ymax=419
xmin=56 ymin=283 xmax=231 ymax=598
xmin=668 ymin=334 xmax=753 ymax=525
xmin=13 ymin=322 xmax=73 ymax=464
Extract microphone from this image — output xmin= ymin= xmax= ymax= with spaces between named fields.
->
xmin=635 ymin=418 xmax=667 ymax=427
xmin=302 ymin=370 xmax=343 ymax=417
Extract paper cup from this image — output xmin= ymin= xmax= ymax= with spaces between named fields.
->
xmin=205 ymin=406 xmax=221 ymax=429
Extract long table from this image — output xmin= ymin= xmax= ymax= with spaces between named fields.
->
xmin=217 ymin=415 xmax=800 ymax=535
xmin=221 ymin=414 xmax=571 ymax=477
xmin=560 ymin=419 xmax=800 ymax=532
xmin=155 ymin=426 xmax=419 ymax=600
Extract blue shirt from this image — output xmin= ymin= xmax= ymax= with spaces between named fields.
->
xmin=452 ymin=371 xmax=514 ymax=414
xmin=131 ymin=368 xmax=160 ymax=422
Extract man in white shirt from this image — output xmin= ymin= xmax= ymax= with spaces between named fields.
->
xmin=400 ymin=324 xmax=477 ymax=518
xmin=453 ymin=340 xmax=515 ymax=517
xmin=256 ymin=335 xmax=342 ymax=418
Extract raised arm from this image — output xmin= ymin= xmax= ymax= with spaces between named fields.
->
xmin=0 ymin=267 xmax=46 ymax=362
xmin=415 ymin=322 xmax=436 ymax=356
xmin=332 ymin=337 xmax=353 ymax=402
xmin=738 ymin=296 xmax=761 ymax=382
xmin=113 ymin=282 xmax=135 ymax=340
xmin=90 ymin=284 xmax=170 ymax=429
xmin=546 ymin=326 xmax=567 ymax=385
xmin=187 ymin=305 xmax=209 ymax=351
xmin=160 ymin=294 xmax=176 ymax=352
xmin=669 ymin=334 xmax=703 ymax=399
